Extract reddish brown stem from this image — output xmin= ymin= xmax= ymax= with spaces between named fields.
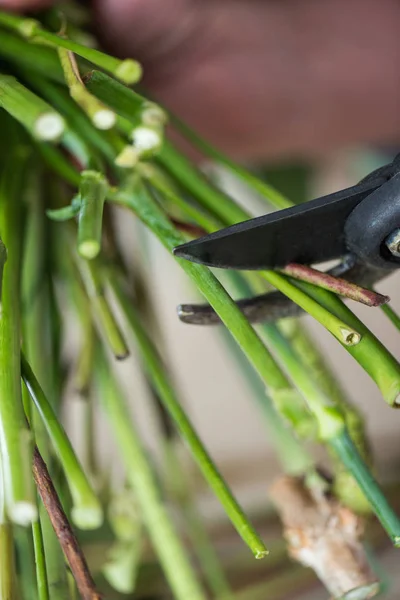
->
xmin=280 ymin=263 xmax=389 ymax=307
xmin=32 ymin=448 xmax=101 ymax=600
xmin=170 ymin=218 xmax=207 ymax=238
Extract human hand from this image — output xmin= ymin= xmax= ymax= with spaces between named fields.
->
xmin=2 ymin=0 xmax=400 ymax=162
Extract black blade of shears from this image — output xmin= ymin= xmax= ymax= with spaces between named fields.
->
xmin=173 ymin=175 xmax=388 ymax=270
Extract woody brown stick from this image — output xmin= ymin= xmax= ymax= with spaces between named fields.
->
xmin=270 ymin=475 xmax=380 ymax=600
xmin=32 ymin=448 xmax=101 ymax=600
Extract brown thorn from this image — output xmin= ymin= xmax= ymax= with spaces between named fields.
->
xmin=32 ymin=448 xmax=102 ymax=600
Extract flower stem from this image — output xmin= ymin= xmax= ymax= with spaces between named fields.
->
xmin=74 ymin=256 xmax=129 ymax=359
xmin=96 ymin=352 xmax=208 ymax=600
xmin=58 ymin=49 xmax=116 ymax=130
xmin=381 ymin=303 xmax=400 ymax=331
xmin=77 ymin=171 xmax=108 ymax=260
xmin=108 ymin=270 xmax=269 ymax=558
xmin=21 ymin=354 xmax=103 ymax=530
xmin=0 ymin=11 xmax=142 ymax=85
xmin=32 ymin=521 xmax=50 ymax=600
xmin=0 ymin=75 xmax=64 ymax=141
xmin=0 ymin=140 xmax=37 ymax=525
xmin=330 ymin=430 xmax=400 ymax=546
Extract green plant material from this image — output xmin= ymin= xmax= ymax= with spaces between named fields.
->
xmin=0 ymin=75 xmax=65 ymax=141
xmin=280 ymin=319 xmax=371 ymax=514
xmin=21 ymin=354 xmax=103 ymax=531
xmin=158 ymin=141 xmax=249 ymax=224
xmin=291 ymin=281 xmax=400 ymax=406
xmin=84 ymin=70 xmax=167 ymax=128
xmin=0 ymin=143 xmax=37 ymax=526
xmin=382 ymin=303 xmax=400 ymax=331
xmin=75 ymin=256 xmax=129 ymax=358
xmin=0 ymin=11 xmax=142 ymax=85
xmin=330 ymin=431 xmax=400 ymax=546
xmin=13 ymin=526 xmax=38 ymax=600
xmin=108 ymin=269 xmax=269 ymax=558
xmin=47 ymin=198 xmax=81 ymax=222
xmin=76 ymin=170 xmax=108 ymax=259
xmin=21 ymin=176 xmax=71 ymax=599
xmin=32 ymin=521 xmax=50 ymax=600
xmin=96 ymin=352 xmax=208 ymax=600
xmin=0 ymin=523 xmax=17 ymax=599
xmin=36 ymin=144 xmax=81 ymax=187
xmin=0 ymin=239 xmax=7 ymax=306
xmin=0 ymin=30 xmax=64 ymax=83
xmin=171 ymin=115 xmax=292 ymax=209
xmin=163 ymin=441 xmax=234 ymax=599
xmin=58 ymin=48 xmax=116 ymax=130
xmin=24 ymin=74 xmax=117 ymax=164
xmin=102 ymin=488 xmax=143 ymax=594
xmin=260 ymin=271 xmax=362 ymax=346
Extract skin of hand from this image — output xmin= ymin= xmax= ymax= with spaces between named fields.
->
xmin=2 ymin=0 xmax=400 ymax=162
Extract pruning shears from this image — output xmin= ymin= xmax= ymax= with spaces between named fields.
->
xmin=173 ymin=154 xmax=400 ymax=325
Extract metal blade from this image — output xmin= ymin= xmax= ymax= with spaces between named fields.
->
xmin=173 ymin=178 xmax=384 ymax=270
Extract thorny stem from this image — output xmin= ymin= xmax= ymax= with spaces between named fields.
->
xmin=32 ymin=448 xmax=101 ymax=600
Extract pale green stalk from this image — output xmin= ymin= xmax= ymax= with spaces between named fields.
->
xmin=108 ymin=270 xmax=268 ymax=558
xmin=21 ymin=177 xmax=70 ymax=600
xmin=21 ymin=355 xmax=103 ymax=531
xmin=0 ymin=141 xmax=37 ymax=525
xmin=96 ymin=353 xmax=207 ymax=600
xmin=0 ymin=11 xmax=142 ymax=85
xmin=77 ymin=171 xmax=108 ymax=260
xmin=0 ymin=75 xmax=64 ymax=141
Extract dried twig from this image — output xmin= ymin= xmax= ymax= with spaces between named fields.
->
xmin=32 ymin=448 xmax=101 ymax=600
xmin=270 ymin=476 xmax=380 ymax=600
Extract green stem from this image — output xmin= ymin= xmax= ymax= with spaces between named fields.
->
xmin=0 ymin=11 xmax=142 ymax=85
xmin=32 ymin=521 xmax=50 ymax=600
xmin=0 ymin=30 xmax=64 ymax=83
xmin=75 ymin=256 xmax=129 ymax=359
xmin=381 ymin=303 xmax=400 ymax=331
xmin=84 ymin=70 xmax=167 ymax=128
xmin=292 ymin=281 xmax=400 ymax=406
xmin=21 ymin=354 xmax=103 ymax=531
xmin=108 ymin=271 xmax=268 ymax=558
xmin=171 ymin=115 xmax=292 ymax=209
xmin=77 ymin=171 xmax=108 ymax=260
xmin=0 ymin=524 xmax=17 ymax=600
xmin=0 ymin=142 xmax=37 ymax=525
xmin=261 ymin=271 xmax=362 ymax=346
xmin=96 ymin=354 xmax=207 ymax=600
xmin=0 ymin=75 xmax=64 ymax=141
xmin=58 ymin=49 xmax=116 ymax=130
xmin=330 ymin=430 xmax=400 ymax=546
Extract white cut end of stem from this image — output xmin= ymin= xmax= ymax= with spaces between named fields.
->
xmin=72 ymin=504 xmax=103 ymax=531
xmin=132 ymin=127 xmax=161 ymax=152
xmin=142 ymin=105 xmax=167 ymax=127
xmin=340 ymin=328 xmax=362 ymax=346
xmin=9 ymin=501 xmax=38 ymax=526
xmin=35 ymin=113 xmax=65 ymax=141
xmin=255 ymin=549 xmax=269 ymax=560
xmin=115 ymin=146 xmax=139 ymax=168
xmin=78 ymin=240 xmax=101 ymax=260
xmin=92 ymin=109 xmax=116 ymax=130
xmin=342 ymin=583 xmax=380 ymax=599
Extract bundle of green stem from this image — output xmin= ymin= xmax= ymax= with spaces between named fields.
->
xmin=0 ymin=6 xmax=400 ymax=600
